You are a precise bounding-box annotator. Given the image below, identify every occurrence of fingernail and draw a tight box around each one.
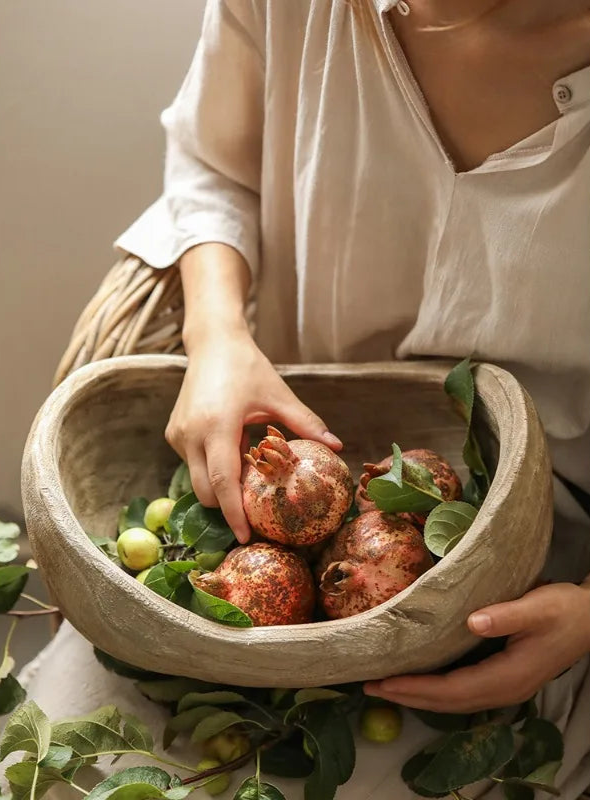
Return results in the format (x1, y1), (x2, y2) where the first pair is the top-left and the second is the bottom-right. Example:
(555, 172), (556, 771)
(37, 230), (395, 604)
(363, 683), (379, 696)
(323, 432), (343, 449)
(469, 612), (492, 634)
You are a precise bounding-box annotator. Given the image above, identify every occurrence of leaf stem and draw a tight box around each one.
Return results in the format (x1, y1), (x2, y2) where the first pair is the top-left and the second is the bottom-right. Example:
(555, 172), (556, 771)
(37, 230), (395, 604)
(20, 593), (55, 610)
(8, 607), (60, 618)
(77, 749), (197, 774)
(30, 762), (39, 801)
(66, 779), (90, 795)
(3, 617), (18, 663)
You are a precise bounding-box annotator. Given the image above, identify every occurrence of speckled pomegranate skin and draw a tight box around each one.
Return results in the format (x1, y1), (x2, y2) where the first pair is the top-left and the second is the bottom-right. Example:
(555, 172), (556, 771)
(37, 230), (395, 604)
(355, 448), (462, 526)
(317, 510), (434, 619)
(243, 429), (354, 547)
(191, 543), (315, 626)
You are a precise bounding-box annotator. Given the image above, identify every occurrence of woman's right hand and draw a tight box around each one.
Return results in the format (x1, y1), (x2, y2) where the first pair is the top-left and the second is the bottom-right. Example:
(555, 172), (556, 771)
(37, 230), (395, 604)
(165, 327), (343, 544)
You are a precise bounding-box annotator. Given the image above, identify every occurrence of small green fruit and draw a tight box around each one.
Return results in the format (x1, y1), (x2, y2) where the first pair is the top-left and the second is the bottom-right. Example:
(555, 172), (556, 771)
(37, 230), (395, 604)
(202, 730), (250, 763)
(144, 497), (175, 534)
(116, 528), (162, 571)
(135, 568), (152, 584)
(195, 759), (230, 797)
(360, 706), (403, 743)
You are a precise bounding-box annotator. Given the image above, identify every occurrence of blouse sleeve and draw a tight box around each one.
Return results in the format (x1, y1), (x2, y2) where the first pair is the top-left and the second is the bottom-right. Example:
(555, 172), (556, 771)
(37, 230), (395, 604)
(115, 0), (265, 278)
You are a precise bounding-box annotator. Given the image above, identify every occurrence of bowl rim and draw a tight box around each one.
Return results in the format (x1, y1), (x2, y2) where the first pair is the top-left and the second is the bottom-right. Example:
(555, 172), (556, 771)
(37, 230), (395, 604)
(24, 354), (530, 647)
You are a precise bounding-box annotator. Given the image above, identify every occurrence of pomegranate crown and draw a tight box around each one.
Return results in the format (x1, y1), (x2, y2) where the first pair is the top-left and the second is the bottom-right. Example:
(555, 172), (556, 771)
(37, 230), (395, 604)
(244, 426), (297, 476)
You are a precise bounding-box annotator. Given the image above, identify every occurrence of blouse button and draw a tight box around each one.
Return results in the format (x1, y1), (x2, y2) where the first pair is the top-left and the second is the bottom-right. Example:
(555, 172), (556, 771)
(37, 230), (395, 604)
(553, 84), (573, 105)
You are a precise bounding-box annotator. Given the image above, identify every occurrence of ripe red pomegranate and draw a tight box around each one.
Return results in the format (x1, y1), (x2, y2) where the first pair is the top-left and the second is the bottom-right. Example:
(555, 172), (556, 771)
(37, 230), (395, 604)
(190, 542), (315, 626)
(317, 510), (434, 619)
(355, 448), (462, 526)
(242, 426), (354, 547)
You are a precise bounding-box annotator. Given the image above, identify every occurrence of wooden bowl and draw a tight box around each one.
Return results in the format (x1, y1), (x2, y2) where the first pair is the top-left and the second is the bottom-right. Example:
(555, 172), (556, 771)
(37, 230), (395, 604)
(22, 355), (552, 687)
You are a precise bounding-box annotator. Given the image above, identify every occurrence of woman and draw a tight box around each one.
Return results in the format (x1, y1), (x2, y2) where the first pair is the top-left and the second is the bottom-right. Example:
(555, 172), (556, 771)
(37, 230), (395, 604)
(20, 0), (590, 797)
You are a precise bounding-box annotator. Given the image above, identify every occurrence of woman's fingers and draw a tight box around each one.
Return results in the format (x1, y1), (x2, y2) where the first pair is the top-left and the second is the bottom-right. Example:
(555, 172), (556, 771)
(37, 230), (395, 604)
(203, 424), (251, 544)
(468, 592), (552, 638)
(272, 388), (342, 450)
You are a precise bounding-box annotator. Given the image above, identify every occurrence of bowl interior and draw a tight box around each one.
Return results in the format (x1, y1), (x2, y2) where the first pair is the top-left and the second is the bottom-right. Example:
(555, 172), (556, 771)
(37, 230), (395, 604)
(57, 362), (498, 541)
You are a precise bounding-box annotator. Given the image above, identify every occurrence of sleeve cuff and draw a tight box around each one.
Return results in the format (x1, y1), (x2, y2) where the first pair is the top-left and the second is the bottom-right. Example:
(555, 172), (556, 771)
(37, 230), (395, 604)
(114, 195), (260, 279)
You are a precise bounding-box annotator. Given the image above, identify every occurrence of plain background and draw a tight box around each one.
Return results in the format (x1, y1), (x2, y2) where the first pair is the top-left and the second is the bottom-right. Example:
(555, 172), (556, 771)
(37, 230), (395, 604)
(0, 0), (206, 520)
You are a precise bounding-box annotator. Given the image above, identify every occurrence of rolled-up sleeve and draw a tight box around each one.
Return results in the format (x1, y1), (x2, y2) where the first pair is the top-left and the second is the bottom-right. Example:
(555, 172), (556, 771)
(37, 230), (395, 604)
(115, 0), (265, 277)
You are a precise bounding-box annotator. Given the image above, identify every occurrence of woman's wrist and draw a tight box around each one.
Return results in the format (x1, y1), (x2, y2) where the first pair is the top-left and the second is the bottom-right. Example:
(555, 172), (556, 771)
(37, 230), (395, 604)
(182, 313), (251, 355)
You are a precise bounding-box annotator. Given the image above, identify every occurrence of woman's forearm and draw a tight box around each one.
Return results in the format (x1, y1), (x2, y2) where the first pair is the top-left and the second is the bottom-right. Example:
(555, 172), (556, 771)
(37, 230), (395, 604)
(179, 243), (252, 353)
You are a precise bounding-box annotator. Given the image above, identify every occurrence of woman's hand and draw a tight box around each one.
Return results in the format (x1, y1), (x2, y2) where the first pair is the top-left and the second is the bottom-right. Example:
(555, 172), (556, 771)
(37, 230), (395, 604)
(364, 582), (590, 713)
(165, 326), (342, 544)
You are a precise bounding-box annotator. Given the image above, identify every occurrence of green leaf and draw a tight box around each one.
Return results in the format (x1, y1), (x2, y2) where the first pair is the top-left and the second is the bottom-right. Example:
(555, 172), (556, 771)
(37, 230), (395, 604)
(299, 703), (355, 800)
(136, 677), (212, 704)
(166, 706), (221, 741)
(88, 534), (121, 564)
(260, 737), (313, 779)
(50, 706), (130, 758)
(0, 673), (26, 715)
(93, 648), (158, 681)
(168, 463), (193, 502)
(294, 688), (345, 705)
(177, 691), (247, 712)
(524, 759), (562, 786)
(39, 744), (73, 770)
(104, 782), (189, 799)
(190, 710), (246, 743)
(189, 585), (253, 628)
(503, 718), (563, 781)
(411, 724), (515, 795)
(167, 493), (198, 544)
(4, 761), (65, 800)
(234, 776), (286, 799)
(144, 563), (177, 600)
(444, 358), (474, 422)
(163, 561), (202, 580)
(122, 713), (153, 752)
(125, 497), (150, 530)
(0, 700), (51, 761)
(502, 762), (562, 800)
(401, 752), (447, 798)
(0, 521), (20, 563)
(0, 565), (30, 613)
(367, 443), (442, 514)
(285, 689), (346, 722)
(85, 767), (172, 799)
(423, 501), (478, 557)
(444, 359), (490, 502)
(193, 552), (227, 572)
(182, 504), (236, 552)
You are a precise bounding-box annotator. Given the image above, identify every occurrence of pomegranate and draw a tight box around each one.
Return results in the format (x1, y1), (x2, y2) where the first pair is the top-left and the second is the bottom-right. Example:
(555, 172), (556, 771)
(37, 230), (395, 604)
(190, 542), (315, 626)
(317, 510), (434, 619)
(242, 426), (354, 546)
(355, 448), (462, 526)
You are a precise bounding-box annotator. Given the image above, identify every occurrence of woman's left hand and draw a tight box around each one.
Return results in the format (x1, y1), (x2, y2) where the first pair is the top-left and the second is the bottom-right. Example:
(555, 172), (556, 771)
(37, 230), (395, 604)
(364, 582), (590, 713)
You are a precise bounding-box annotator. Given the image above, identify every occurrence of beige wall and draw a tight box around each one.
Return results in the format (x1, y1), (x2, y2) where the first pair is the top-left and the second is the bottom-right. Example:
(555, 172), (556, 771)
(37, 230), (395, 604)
(0, 0), (206, 514)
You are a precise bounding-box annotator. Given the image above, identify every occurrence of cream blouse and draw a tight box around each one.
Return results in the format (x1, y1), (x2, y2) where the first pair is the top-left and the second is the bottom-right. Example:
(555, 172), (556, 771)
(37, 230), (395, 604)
(117, 0), (590, 495)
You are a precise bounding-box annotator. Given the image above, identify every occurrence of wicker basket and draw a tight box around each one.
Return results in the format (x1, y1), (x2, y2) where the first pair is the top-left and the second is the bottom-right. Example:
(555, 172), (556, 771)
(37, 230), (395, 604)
(54, 255), (185, 386)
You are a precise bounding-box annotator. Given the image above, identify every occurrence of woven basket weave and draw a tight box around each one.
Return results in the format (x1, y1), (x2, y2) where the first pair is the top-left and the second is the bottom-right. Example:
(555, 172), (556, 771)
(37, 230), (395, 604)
(54, 256), (184, 386)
